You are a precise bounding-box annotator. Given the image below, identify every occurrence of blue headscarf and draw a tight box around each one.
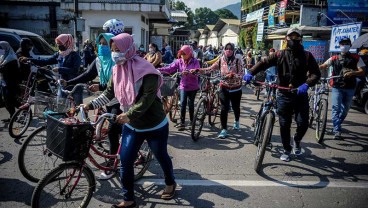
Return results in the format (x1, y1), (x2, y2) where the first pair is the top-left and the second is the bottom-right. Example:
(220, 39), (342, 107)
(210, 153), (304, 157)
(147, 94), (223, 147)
(96, 33), (115, 85)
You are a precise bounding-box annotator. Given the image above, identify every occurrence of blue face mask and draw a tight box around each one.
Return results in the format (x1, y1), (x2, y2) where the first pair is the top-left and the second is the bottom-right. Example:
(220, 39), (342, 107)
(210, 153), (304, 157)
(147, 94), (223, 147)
(98, 45), (110, 56)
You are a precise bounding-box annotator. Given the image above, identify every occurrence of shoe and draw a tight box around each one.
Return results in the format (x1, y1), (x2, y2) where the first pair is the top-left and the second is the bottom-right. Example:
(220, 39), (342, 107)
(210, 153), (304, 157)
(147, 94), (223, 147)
(98, 171), (115, 180)
(280, 150), (291, 162)
(217, 129), (228, 139)
(177, 123), (185, 131)
(233, 121), (240, 130)
(293, 137), (302, 156)
(111, 201), (136, 208)
(333, 132), (341, 139)
(161, 183), (177, 200)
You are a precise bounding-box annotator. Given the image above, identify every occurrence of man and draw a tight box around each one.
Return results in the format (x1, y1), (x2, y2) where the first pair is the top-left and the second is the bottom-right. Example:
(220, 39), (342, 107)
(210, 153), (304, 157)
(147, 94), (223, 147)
(244, 27), (321, 162)
(319, 37), (365, 139)
(191, 40), (204, 66)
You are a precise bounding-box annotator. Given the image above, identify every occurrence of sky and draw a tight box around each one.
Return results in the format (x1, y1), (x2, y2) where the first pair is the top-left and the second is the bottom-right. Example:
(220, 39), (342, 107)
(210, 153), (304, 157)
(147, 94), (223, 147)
(184, 0), (241, 12)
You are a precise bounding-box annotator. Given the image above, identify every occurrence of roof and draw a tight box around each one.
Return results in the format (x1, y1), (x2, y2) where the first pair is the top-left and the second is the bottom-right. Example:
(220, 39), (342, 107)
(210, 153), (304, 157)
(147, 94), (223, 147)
(205, 25), (215, 31)
(171, 10), (188, 18)
(0, 28), (40, 37)
(212, 18), (240, 32)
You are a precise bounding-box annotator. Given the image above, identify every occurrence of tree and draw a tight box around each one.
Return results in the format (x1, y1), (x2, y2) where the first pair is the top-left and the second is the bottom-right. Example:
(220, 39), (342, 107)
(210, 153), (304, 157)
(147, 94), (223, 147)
(172, 1), (194, 28)
(194, 7), (219, 29)
(215, 9), (238, 19)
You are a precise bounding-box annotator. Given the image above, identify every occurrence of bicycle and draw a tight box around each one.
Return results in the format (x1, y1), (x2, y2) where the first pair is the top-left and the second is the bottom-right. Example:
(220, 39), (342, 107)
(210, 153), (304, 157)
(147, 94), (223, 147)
(160, 71), (181, 123)
(252, 79), (297, 173)
(31, 108), (152, 208)
(8, 62), (57, 138)
(308, 75), (341, 144)
(191, 73), (221, 141)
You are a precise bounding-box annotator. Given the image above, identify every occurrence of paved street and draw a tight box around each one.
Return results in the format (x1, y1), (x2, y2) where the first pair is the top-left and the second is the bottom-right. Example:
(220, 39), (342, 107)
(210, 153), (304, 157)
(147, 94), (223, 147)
(1, 87), (368, 208)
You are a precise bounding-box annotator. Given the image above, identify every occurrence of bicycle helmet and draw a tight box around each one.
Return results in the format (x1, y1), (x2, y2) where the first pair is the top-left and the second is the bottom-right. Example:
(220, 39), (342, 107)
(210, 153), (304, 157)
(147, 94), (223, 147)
(103, 19), (125, 36)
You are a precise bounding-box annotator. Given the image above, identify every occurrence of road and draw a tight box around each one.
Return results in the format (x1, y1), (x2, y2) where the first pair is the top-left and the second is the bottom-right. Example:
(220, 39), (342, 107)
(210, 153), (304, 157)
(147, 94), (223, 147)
(0, 87), (368, 208)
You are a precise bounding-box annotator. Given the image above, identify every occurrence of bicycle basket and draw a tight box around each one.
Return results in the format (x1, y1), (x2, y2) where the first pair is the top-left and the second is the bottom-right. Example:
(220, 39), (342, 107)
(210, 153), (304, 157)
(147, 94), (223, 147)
(161, 76), (177, 96)
(46, 113), (94, 161)
(34, 91), (57, 118)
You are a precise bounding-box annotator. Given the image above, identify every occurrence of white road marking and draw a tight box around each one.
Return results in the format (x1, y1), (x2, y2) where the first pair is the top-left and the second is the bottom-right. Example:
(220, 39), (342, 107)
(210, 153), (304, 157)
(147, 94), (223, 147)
(136, 179), (368, 188)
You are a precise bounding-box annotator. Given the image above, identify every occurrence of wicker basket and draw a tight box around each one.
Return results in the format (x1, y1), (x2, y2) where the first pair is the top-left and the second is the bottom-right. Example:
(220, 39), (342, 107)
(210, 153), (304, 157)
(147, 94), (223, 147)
(161, 76), (177, 96)
(34, 91), (56, 118)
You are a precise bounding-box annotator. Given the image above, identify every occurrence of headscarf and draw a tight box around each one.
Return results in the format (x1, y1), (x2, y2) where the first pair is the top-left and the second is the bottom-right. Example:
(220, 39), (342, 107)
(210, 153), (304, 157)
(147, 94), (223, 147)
(17, 38), (33, 57)
(55, 34), (74, 57)
(110, 33), (162, 107)
(224, 42), (235, 62)
(178, 45), (193, 63)
(96, 33), (115, 85)
(0, 41), (17, 66)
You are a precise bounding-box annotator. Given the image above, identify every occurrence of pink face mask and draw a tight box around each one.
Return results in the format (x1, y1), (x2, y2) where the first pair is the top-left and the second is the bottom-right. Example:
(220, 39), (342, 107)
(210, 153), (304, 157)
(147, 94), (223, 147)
(224, 49), (233, 57)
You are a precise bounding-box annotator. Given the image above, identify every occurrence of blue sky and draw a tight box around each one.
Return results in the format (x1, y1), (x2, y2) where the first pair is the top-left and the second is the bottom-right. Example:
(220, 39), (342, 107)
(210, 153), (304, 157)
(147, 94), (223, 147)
(184, 0), (240, 11)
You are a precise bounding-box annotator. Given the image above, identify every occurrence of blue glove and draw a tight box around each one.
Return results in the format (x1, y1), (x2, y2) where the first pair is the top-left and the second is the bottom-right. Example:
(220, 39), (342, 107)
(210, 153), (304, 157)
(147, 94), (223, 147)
(243, 74), (253, 84)
(297, 83), (309, 95)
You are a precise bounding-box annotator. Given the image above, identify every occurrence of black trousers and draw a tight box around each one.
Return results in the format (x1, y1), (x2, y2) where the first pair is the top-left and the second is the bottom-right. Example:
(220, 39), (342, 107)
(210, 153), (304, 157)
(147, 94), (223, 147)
(219, 88), (242, 129)
(106, 103), (123, 157)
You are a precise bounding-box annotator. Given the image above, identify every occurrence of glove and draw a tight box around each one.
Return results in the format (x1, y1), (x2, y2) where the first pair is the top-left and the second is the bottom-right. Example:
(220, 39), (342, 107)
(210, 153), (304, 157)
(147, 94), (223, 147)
(243, 74), (253, 84)
(297, 83), (309, 95)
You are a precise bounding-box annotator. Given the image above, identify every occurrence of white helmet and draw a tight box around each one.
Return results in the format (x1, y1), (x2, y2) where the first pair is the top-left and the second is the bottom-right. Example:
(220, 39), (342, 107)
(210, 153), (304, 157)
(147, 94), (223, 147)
(103, 19), (125, 36)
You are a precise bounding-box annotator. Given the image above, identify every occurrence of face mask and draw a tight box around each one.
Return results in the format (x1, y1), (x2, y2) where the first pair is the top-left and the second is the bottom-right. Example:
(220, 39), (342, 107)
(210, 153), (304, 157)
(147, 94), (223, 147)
(149, 48), (155, 53)
(139, 47), (144, 51)
(287, 39), (301, 50)
(0, 49), (5, 55)
(340, 45), (351, 53)
(58, 45), (67, 51)
(98, 45), (110, 56)
(224, 49), (233, 57)
(111, 52), (127, 65)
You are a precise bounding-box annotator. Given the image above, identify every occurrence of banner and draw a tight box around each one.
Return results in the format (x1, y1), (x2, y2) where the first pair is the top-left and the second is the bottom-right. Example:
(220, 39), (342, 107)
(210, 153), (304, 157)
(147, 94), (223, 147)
(246, 8), (264, 23)
(303, 41), (328, 62)
(256, 22), (264, 42)
(327, 0), (368, 27)
(268, 4), (276, 28)
(278, 0), (288, 26)
(329, 22), (362, 52)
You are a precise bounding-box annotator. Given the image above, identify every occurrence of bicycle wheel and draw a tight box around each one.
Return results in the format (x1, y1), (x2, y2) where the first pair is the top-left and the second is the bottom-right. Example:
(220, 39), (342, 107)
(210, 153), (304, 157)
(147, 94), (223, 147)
(31, 162), (95, 208)
(18, 126), (62, 183)
(134, 141), (153, 180)
(93, 117), (110, 154)
(168, 90), (180, 123)
(254, 111), (275, 173)
(308, 94), (315, 127)
(9, 107), (32, 138)
(256, 88), (261, 100)
(315, 98), (328, 144)
(191, 97), (207, 141)
(252, 103), (264, 146)
(208, 92), (220, 126)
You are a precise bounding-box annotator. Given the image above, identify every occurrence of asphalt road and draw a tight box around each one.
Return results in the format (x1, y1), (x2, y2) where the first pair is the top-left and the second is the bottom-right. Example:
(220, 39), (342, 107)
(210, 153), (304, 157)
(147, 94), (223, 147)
(0, 87), (367, 208)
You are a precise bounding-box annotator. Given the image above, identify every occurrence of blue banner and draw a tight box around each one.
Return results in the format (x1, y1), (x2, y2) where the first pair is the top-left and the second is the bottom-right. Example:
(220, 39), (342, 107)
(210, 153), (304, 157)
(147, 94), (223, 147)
(327, 0), (368, 27)
(303, 41), (328, 62)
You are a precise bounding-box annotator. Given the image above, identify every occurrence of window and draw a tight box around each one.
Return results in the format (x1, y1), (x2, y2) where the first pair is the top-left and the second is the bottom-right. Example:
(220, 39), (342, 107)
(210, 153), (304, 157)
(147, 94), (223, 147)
(141, 15), (146, 23)
(141, 28), (145, 46)
(124, 27), (133, 35)
(0, 34), (20, 51)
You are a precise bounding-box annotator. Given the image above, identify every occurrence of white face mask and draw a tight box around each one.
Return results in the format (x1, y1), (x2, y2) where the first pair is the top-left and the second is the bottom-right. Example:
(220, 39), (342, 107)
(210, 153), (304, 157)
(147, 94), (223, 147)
(340, 45), (351, 53)
(111, 52), (127, 65)
(0, 49), (5, 56)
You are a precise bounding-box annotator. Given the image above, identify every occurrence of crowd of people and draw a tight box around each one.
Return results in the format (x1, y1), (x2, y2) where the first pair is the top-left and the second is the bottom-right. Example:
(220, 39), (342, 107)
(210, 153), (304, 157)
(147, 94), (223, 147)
(1, 20), (367, 207)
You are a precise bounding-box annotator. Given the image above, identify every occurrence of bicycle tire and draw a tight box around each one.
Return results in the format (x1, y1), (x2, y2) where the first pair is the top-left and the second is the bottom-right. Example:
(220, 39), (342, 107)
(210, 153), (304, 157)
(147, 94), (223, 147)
(253, 103), (264, 146)
(208, 92), (220, 126)
(31, 162), (95, 208)
(134, 141), (153, 180)
(18, 126), (62, 183)
(308, 94), (315, 127)
(254, 111), (275, 173)
(191, 97), (207, 141)
(256, 88), (261, 100)
(9, 107), (32, 138)
(93, 117), (111, 154)
(316, 98), (328, 144)
(169, 90), (180, 123)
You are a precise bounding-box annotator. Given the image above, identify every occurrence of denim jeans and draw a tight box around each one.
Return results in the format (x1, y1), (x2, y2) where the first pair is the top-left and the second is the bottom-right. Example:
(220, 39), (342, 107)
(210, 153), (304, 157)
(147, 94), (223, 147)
(277, 92), (309, 152)
(180, 89), (197, 124)
(331, 87), (355, 133)
(119, 122), (175, 201)
(219, 88), (242, 129)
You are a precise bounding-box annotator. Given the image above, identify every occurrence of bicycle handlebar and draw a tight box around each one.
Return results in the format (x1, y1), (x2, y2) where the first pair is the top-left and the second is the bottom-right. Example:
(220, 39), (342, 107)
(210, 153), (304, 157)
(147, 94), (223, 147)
(77, 106), (116, 125)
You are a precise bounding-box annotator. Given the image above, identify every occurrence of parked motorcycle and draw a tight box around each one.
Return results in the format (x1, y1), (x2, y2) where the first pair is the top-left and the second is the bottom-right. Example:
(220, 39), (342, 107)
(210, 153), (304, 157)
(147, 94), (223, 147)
(354, 76), (368, 114)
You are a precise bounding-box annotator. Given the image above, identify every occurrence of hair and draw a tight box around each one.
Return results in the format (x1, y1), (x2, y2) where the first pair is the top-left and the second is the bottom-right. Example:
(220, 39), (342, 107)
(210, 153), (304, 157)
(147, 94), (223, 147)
(149, 43), (158, 51)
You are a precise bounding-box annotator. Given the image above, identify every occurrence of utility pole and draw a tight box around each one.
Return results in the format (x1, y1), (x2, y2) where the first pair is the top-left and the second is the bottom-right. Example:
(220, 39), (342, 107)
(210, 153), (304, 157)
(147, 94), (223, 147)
(74, 0), (79, 51)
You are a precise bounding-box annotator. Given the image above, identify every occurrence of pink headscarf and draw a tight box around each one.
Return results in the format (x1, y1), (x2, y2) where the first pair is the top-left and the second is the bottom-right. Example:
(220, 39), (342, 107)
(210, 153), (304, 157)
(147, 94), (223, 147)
(178, 45), (193, 58)
(55, 34), (74, 57)
(110, 33), (162, 107)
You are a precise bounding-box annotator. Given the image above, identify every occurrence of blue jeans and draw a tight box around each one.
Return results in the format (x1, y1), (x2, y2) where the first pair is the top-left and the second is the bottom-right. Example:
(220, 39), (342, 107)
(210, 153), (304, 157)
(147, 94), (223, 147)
(277, 92), (309, 152)
(331, 87), (355, 133)
(180, 89), (197, 124)
(119, 123), (175, 201)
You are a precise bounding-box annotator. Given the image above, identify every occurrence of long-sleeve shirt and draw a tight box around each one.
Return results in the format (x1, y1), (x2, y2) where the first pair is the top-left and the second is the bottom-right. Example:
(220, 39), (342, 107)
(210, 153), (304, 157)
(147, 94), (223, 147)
(249, 49), (321, 88)
(144, 51), (162, 68)
(87, 74), (166, 130)
(158, 58), (200, 91)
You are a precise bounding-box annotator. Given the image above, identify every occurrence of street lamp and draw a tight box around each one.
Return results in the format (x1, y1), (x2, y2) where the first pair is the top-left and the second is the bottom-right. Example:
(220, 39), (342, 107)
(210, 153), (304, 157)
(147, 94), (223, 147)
(74, 0), (79, 51)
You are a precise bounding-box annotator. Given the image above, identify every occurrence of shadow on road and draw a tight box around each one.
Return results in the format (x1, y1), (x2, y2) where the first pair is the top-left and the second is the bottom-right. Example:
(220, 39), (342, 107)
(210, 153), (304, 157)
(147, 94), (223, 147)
(0, 178), (34, 205)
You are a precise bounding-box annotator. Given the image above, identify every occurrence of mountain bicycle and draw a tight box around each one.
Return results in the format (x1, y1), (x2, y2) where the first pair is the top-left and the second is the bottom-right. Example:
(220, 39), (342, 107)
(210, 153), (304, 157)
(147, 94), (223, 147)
(161, 71), (181, 123)
(31, 108), (152, 208)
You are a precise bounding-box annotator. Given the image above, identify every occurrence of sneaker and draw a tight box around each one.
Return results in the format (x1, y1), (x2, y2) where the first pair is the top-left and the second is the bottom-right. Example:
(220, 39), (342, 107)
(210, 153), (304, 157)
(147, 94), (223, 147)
(333, 132), (341, 139)
(233, 121), (240, 130)
(177, 123), (185, 131)
(218, 129), (228, 139)
(280, 150), (291, 162)
(293, 137), (302, 156)
(98, 171), (115, 180)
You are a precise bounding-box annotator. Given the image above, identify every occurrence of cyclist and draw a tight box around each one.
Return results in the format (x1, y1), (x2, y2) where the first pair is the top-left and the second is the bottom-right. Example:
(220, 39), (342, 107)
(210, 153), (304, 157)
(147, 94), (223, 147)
(82, 39), (96, 68)
(81, 33), (176, 207)
(194, 42), (244, 139)
(244, 27), (321, 161)
(0, 41), (20, 121)
(144, 43), (162, 67)
(19, 34), (83, 105)
(191, 41), (204, 66)
(319, 37), (366, 139)
(158, 45), (200, 131)
(16, 38), (34, 82)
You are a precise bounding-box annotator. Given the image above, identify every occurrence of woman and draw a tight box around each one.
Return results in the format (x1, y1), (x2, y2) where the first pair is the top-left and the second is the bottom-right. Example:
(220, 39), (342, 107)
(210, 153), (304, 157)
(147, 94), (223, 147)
(65, 33), (121, 180)
(0, 41), (20, 121)
(162, 45), (174, 64)
(158, 45), (200, 130)
(82, 33), (176, 208)
(19, 34), (82, 105)
(16, 38), (33, 82)
(144, 43), (162, 67)
(193, 43), (243, 139)
(82, 39), (96, 68)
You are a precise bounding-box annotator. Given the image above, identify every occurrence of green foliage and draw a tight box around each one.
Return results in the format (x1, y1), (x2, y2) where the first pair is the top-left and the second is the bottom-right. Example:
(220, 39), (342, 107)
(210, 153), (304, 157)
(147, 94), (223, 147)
(251, 23), (265, 50)
(194, 7), (219, 29)
(214, 9), (238, 20)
